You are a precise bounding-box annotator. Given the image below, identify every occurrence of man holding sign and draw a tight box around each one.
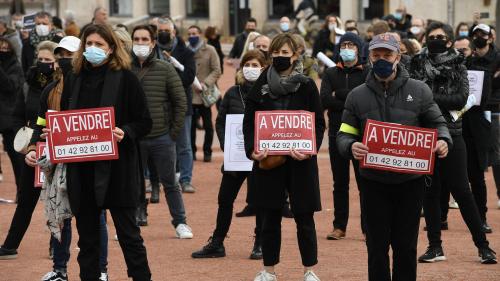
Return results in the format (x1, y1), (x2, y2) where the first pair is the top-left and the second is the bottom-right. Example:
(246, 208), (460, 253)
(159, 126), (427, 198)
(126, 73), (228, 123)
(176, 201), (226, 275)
(337, 33), (451, 281)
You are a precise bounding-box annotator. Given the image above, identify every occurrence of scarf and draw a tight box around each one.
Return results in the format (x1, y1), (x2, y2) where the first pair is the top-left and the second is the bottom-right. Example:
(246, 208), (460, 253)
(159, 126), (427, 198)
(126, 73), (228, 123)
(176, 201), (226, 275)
(262, 61), (309, 100)
(187, 40), (204, 53)
(28, 28), (62, 47)
(38, 157), (71, 242)
(158, 36), (178, 54)
(418, 47), (463, 83)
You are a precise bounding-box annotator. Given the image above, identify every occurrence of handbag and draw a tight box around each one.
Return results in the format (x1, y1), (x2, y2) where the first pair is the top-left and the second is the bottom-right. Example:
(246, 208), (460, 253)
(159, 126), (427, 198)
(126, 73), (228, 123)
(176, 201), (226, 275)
(14, 126), (34, 154)
(200, 84), (221, 108)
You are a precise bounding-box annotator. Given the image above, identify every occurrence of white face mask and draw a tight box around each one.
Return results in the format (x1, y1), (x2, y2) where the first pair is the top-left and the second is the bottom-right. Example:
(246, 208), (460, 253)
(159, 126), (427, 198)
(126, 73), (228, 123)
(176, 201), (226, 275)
(133, 44), (151, 59)
(410, 26), (421, 35)
(35, 24), (50, 36)
(328, 23), (337, 31)
(242, 66), (261, 82)
(248, 42), (255, 51)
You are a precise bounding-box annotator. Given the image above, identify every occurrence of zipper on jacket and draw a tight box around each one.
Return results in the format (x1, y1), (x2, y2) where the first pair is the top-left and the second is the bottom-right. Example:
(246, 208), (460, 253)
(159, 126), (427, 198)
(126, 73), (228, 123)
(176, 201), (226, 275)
(345, 73), (350, 91)
(383, 90), (389, 122)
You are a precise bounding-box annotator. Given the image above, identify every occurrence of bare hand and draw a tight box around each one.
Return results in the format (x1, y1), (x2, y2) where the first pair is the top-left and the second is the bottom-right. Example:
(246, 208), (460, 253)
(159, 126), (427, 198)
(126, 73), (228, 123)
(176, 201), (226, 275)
(162, 50), (171, 59)
(434, 140), (448, 158)
(25, 151), (37, 167)
(40, 128), (50, 140)
(494, 70), (500, 78)
(472, 12), (480, 22)
(351, 142), (369, 160)
(113, 127), (125, 142)
(251, 149), (268, 161)
(290, 148), (311, 161)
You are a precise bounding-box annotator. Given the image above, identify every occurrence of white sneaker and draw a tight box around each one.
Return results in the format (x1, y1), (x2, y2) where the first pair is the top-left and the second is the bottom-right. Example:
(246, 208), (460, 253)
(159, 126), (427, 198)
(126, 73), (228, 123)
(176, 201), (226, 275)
(175, 223), (193, 239)
(99, 272), (108, 281)
(254, 270), (278, 281)
(449, 200), (459, 209)
(304, 270), (321, 281)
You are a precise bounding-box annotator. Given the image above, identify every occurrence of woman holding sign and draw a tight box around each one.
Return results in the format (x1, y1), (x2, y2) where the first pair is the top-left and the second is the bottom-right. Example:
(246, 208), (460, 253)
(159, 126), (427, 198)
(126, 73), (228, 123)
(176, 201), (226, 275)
(58, 24), (153, 281)
(243, 33), (325, 281)
(192, 50), (267, 260)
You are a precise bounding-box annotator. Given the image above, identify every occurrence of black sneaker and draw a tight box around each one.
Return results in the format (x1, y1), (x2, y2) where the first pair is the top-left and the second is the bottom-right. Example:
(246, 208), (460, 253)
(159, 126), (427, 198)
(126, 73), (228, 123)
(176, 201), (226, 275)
(479, 247), (497, 264)
(0, 246), (17, 260)
(482, 223), (493, 234)
(249, 240), (262, 260)
(191, 237), (226, 258)
(41, 271), (68, 281)
(235, 205), (256, 217)
(418, 247), (447, 263)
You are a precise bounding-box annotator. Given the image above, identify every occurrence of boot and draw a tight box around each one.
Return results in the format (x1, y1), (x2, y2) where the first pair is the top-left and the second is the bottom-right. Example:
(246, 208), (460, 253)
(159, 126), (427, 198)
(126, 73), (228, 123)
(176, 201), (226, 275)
(136, 200), (148, 226)
(150, 182), (160, 203)
(249, 237), (262, 260)
(191, 236), (226, 258)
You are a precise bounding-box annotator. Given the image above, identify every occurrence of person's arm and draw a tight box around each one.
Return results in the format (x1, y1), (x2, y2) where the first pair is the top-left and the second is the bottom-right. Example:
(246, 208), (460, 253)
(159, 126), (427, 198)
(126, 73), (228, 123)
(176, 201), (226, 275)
(215, 89), (231, 151)
(319, 69), (344, 111)
(120, 72), (152, 143)
(203, 48), (222, 87)
(308, 79), (325, 150)
(229, 35), (240, 59)
(29, 83), (53, 146)
(336, 92), (362, 159)
(175, 50), (196, 88)
(433, 65), (469, 110)
(11, 88), (26, 132)
(0, 62), (23, 100)
(419, 82), (453, 147)
(165, 64), (187, 139)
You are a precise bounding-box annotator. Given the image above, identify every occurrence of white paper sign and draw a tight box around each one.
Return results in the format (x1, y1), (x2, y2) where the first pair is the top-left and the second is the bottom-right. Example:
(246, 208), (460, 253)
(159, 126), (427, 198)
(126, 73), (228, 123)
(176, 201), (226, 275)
(224, 114), (253, 171)
(467, 70), (484, 106)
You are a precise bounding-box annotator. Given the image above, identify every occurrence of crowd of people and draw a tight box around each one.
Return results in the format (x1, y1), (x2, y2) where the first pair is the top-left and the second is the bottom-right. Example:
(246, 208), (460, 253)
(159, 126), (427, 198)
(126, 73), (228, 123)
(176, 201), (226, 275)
(0, 3), (499, 281)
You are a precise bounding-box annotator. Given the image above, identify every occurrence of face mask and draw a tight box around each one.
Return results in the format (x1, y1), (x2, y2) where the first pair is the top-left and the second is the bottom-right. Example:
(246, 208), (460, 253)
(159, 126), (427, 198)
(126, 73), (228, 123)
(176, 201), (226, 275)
(37, 61), (55, 75)
(133, 44), (151, 59)
(328, 23), (336, 31)
(0, 51), (13, 61)
(259, 49), (269, 60)
(158, 31), (171, 45)
(242, 66), (261, 82)
(58, 58), (72, 74)
(188, 36), (200, 47)
(35, 24), (50, 36)
(280, 22), (290, 32)
(83, 46), (108, 65)
(246, 28), (256, 33)
(410, 26), (421, 35)
(340, 49), (357, 63)
(427, 39), (449, 54)
(248, 42), (255, 51)
(372, 59), (396, 79)
(459, 30), (469, 37)
(272, 56), (292, 72)
(394, 12), (403, 21)
(53, 35), (63, 43)
(473, 37), (488, 49)
(14, 20), (23, 29)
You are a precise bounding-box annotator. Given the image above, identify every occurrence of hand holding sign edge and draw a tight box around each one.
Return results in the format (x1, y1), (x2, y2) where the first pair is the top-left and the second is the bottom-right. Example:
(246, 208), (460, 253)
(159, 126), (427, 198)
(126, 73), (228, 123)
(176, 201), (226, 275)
(352, 141), (369, 160)
(434, 139), (448, 158)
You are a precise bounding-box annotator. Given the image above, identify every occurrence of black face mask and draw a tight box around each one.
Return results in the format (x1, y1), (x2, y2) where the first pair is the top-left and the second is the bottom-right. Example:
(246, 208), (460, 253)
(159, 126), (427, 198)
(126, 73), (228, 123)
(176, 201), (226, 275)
(37, 61), (55, 76)
(58, 58), (72, 75)
(427, 39), (448, 54)
(53, 35), (63, 43)
(158, 31), (171, 45)
(0, 51), (13, 62)
(259, 49), (269, 60)
(473, 37), (488, 49)
(272, 56), (292, 72)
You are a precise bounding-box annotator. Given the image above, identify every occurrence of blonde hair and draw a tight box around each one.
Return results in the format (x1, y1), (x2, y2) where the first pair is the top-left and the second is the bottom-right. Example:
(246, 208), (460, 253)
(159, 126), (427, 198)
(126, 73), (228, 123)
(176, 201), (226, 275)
(113, 28), (132, 53)
(73, 24), (131, 74)
(240, 31), (261, 60)
(37, 40), (58, 54)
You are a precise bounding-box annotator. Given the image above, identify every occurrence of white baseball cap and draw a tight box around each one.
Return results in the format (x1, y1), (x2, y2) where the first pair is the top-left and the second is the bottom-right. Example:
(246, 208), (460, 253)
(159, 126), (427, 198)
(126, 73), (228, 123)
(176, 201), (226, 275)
(472, 24), (491, 35)
(55, 36), (81, 53)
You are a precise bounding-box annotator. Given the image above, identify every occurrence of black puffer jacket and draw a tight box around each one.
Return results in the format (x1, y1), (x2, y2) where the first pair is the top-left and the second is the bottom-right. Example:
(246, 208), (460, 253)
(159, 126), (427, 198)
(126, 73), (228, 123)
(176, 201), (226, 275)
(409, 48), (469, 136)
(0, 53), (24, 130)
(337, 64), (452, 185)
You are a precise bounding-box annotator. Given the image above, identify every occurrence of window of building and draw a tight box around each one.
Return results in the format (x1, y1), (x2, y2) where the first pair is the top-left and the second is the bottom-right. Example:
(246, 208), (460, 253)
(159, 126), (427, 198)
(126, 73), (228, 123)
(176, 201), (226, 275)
(317, 0), (340, 18)
(361, 0), (385, 20)
(149, 0), (170, 16)
(109, 0), (132, 17)
(268, 0), (294, 19)
(186, 0), (209, 18)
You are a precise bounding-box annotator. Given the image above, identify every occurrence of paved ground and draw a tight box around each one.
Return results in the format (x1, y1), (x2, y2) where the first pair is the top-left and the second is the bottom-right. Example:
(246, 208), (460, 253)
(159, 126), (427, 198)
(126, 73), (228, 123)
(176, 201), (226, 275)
(1, 61), (500, 280)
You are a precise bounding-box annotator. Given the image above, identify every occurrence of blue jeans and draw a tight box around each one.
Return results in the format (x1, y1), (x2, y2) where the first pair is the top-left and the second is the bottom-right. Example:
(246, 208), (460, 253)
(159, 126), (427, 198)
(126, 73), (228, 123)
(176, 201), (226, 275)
(176, 116), (193, 185)
(141, 133), (187, 227)
(52, 211), (108, 272)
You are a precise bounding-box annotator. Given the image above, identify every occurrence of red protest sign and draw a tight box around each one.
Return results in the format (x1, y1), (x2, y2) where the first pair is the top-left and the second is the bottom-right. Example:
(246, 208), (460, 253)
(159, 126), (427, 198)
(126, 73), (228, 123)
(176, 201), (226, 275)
(46, 107), (119, 163)
(254, 110), (316, 155)
(34, 142), (46, 187)
(360, 119), (437, 174)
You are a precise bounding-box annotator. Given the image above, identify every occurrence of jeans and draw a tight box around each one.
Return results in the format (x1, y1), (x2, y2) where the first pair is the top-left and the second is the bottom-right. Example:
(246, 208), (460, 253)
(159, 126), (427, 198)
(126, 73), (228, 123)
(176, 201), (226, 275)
(191, 104), (214, 156)
(141, 133), (187, 227)
(176, 116), (193, 185)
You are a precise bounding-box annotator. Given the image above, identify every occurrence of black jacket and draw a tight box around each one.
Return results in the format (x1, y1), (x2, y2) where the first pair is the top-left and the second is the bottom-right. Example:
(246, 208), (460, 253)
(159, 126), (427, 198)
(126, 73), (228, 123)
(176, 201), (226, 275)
(208, 35), (225, 74)
(243, 68), (325, 213)
(409, 48), (469, 136)
(0, 54), (24, 130)
(229, 31), (248, 59)
(320, 63), (369, 135)
(337, 64), (452, 184)
(312, 29), (336, 59)
(394, 14), (412, 32)
(60, 67), (152, 214)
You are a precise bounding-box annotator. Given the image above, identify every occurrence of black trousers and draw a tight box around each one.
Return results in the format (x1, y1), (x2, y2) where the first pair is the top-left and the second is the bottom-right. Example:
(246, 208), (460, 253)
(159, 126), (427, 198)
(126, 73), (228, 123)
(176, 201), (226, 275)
(191, 104), (214, 156)
(328, 135), (365, 233)
(75, 186), (151, 281)
(493, 164), (500, 199)
(360, 176), (424, 281)
(1, 129), (24, 196)
(464, 136), (489, 222)
(423, 136), (489, 249)
(261, 209), (317, 267)
(2, 164), (41, 250)
(213, 171), (262, 241)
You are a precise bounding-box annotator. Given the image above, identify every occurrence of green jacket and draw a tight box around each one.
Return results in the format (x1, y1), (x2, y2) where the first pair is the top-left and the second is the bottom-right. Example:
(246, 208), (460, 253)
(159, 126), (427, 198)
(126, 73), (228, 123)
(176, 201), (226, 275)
(132, 54), (187, 139)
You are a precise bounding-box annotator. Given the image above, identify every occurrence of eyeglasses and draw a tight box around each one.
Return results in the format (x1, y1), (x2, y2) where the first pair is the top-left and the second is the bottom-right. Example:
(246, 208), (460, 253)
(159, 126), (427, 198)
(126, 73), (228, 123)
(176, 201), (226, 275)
(428, 35), (447, 41)
(340, 42), (356, 49)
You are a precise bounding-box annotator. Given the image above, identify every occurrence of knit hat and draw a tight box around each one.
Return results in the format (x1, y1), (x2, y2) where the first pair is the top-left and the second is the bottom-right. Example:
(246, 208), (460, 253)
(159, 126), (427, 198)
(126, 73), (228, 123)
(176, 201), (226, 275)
(339, 32), (363, 51)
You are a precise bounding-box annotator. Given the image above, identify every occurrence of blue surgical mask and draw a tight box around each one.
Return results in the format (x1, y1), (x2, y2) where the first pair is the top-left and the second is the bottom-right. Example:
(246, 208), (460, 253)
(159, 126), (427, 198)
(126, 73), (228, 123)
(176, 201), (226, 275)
(188, 36), (200, 47)
(83, 46), (108, 65)
(459, 30), (469, 37)
(372, 59), (396, 79)
(280, 22), (290, 32)
(339, 49), (357, 62)
(394, 12), (403, 21)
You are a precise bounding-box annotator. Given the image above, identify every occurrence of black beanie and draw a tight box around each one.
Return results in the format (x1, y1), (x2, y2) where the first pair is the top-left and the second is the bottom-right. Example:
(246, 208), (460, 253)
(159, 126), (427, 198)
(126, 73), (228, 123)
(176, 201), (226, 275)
(339, 32), (363, 51)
